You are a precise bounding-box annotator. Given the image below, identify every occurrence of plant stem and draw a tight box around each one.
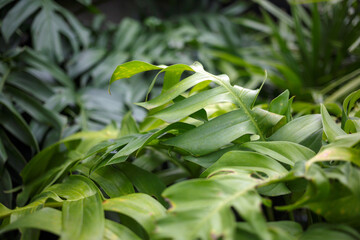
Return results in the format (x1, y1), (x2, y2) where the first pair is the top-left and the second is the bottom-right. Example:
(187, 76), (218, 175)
(266, 206), (275, 221)
(288, 210), (295, 221)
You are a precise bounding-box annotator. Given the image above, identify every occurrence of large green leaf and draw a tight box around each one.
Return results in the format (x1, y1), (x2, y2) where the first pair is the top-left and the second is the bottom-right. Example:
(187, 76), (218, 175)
(156, 174), (271, 240)
(103, 193), (166, 234)
(0, 208), (61, 235)
(268, 114), (322, 152)
(156, 150), (294, 240)
(164, 108), (282, 156)
(61, 194), (104, 240)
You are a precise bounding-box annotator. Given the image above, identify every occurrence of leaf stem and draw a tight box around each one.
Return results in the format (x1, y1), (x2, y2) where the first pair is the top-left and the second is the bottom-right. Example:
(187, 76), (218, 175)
(266, 206), (275, 221)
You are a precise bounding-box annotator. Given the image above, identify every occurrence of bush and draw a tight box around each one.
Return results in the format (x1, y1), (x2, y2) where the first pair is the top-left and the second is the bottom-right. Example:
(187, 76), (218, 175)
(1, 61), (359, 239)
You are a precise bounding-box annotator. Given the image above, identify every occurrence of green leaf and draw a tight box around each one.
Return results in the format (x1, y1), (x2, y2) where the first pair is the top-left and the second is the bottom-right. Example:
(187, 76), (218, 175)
(0, 169), (12, 209)
(31, 1), (84, 62)
(242, 141), (315, 166)
(278, 163), (360, 226)
(104, 220), (141, 240)
(109, 61), (163, 92)
(101, 122), (194, 167)
(0, 208), (61, 235)
(267, 221), (303, 240)
(268, 114), (323, 152)
(202, 151), (288, 178)
(0, 202), (11, 218)
(299, 224), (360, 240)
(118, 162), (167, 206)
(90, 166), (134, 198)
(156, 174), (271, 240)
(0, 137), (8, 167)
(1, 0), (41, 41)
(320, 104), (346, 142)
(184, 145), (240, 168)
(103, 193), (166, 234)
(120, 111), (139, 137)
(6, 86), (63, 130)
(269, 90), (290, 116)
(18, 129), (118, 205)
(23, 48), (75, 90)
(61, 194), (104, 240)
(115, 61), (282, 145)
(136, 72), (215, 110)
(307, 147), (360, 168)
(66, 48), (106, 78)
(164, 108), (282, 156)
(0, 96), (39, 152)
(254, 0), (294, 27)
(151, 86), (233, 123)
(57, 4), (90, 48)
(342, 89), (360, 130)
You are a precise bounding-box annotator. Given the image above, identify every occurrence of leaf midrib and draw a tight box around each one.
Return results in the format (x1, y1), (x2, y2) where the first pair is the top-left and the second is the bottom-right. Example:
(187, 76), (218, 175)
(185, 180), (257, 239)
(204, 72), (265, 140)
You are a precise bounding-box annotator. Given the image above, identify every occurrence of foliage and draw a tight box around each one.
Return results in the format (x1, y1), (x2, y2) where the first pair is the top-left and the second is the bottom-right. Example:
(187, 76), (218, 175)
(213, 0), (360, 101)
(0, 0), (232, 202)
(1, 61), (359, 239)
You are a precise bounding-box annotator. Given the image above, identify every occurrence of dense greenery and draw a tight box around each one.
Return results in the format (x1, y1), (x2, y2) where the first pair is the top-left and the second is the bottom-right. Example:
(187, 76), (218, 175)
(0, 61), (359, 239)
(0, 0), (360, 239)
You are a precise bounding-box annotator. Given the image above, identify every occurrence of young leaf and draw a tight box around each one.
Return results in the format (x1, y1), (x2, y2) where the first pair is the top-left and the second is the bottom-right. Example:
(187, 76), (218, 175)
(269, 90), (290, 116)
(109, 61), (163, 93)
(320, 104), (346, 142)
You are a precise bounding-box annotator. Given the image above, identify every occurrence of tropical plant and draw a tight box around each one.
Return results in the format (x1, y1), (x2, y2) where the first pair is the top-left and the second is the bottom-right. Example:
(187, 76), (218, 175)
(1, 61), (359, 239)
(213, 0), (360, 101)
(1, 0), (235, 206)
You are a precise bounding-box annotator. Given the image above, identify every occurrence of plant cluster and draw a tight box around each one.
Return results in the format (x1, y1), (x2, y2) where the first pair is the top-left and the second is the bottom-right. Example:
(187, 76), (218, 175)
(213, 0), (360, 101)
(0, 0), (244, 202)
(1, 61), (359, 239)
